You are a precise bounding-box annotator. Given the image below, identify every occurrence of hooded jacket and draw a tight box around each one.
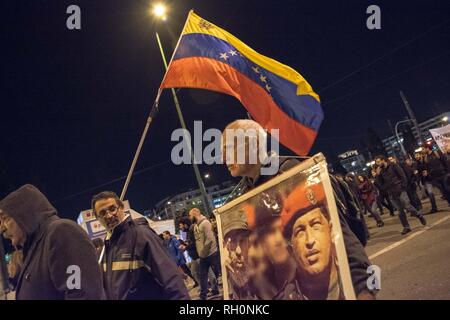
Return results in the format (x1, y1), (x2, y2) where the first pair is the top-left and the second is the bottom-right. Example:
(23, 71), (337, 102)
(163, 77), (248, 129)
(0, 184), (105, 300)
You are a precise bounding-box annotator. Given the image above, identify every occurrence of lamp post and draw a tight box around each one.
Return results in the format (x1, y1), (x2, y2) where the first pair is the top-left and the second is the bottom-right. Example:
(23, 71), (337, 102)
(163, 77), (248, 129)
(394, 119), (413, 156)
(151, 5), (213, 216)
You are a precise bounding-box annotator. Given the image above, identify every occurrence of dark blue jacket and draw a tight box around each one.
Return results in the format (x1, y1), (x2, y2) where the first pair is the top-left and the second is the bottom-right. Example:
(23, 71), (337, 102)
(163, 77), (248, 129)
(102, 216), (189, 300)
(164, 235), (186, 267)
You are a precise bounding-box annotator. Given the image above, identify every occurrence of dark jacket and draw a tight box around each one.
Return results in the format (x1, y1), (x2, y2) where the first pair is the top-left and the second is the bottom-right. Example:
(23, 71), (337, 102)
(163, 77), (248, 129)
(186, 224), (199, 260)
(416, 159), (431, 183)
(376, 163), (407, 196)
(401, 162), (420, 187)
(102, 216), (189, 300)
(0, 184), (105, 300)
(243, 157), (372, 297)
(423, 151), (448, 180)
(164, 235), (186, 267)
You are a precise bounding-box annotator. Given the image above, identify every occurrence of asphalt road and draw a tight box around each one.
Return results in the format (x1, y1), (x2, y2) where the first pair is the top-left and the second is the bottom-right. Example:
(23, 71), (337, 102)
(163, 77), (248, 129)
(365, 197), (450, 300)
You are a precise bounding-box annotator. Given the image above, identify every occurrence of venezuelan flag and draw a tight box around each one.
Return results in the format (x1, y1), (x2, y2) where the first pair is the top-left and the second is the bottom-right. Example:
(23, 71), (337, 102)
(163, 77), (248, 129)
(160, 11), (323, 155)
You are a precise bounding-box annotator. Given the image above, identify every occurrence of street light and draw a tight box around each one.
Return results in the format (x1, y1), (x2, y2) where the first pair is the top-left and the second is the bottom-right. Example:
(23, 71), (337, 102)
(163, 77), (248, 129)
(442, 116), (448, 122)
(152, 3), (167, 20)
(204, 173), (210, 179)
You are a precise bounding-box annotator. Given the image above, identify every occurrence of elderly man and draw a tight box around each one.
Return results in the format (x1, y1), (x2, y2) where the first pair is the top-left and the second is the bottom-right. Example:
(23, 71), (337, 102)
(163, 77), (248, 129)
(221, 119), (375, 299)
(280, 182), (344, 300)
(0, 184), (105, 300)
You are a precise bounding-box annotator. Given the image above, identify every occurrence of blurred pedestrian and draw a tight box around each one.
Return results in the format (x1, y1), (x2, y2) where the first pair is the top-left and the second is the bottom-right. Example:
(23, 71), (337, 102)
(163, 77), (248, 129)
(421, 147), (450, 207)
(372, 166), (395, 216)
(401, 157), (423, 211)
(357, 175), (384, 227)
(375, 156), (427, 235)
(188, 208), (221, 300)
(162, 230), (199, 288)
(179, 218), (200, 287)
(0, 184), (105, 299)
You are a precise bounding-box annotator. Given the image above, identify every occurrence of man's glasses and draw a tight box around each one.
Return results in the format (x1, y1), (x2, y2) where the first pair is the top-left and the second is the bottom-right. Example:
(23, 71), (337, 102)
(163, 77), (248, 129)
(96, 205), (119, 218)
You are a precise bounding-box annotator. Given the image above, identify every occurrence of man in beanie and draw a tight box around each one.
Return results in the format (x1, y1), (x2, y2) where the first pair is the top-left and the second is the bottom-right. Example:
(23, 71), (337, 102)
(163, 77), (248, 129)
(279, 182), (344, 300)
(0, 184), (105, 299)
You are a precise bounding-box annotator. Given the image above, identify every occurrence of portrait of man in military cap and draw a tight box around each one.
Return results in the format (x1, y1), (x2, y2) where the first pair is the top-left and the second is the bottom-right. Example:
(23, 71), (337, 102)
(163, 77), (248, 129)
(220, 208), (253, 299)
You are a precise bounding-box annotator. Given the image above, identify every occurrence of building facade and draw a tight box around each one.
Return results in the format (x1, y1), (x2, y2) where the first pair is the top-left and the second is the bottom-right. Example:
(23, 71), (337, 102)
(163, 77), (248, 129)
(151, 180), (242, 220)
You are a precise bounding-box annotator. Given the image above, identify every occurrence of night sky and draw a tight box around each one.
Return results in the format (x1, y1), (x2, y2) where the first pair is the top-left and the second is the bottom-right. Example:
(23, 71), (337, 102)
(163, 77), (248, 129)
(1, 0), (449, 220)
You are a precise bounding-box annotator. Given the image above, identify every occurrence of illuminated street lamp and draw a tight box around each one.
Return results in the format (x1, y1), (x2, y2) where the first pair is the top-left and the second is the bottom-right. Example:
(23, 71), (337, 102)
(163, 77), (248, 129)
(152, 3), (167, 21)
(442, 116), (448, 122)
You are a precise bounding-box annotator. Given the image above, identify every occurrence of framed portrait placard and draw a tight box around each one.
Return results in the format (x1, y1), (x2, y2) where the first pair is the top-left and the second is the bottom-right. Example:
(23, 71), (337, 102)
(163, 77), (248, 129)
(215, 153), (356, 300)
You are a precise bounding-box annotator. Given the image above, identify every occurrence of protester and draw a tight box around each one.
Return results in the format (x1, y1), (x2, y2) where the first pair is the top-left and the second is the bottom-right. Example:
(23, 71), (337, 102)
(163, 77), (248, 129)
(188, 208), (221, 300)
(0, 184), (105, 299)
(374, 155), (427, 235)
(356, 175), (384, 227)
(415, 152), (439, 212)
(221, 119), (376, 299)
(421, 147), (450, 207)
(401, 157), (423, 211)
(162, 230), (199, 288)
(344, 174), (361, 200)
(372, 166), (396, 216)
(92, 191), (189, 300)
(179, 218), (200, 287)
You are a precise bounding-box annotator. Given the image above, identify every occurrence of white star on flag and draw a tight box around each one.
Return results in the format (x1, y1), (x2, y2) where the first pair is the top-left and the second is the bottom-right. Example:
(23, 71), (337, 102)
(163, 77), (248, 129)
(252, 66), (260, 74)
(219, 52), (229, 60)
(229, 50), (237, 56)
(265, 84), (272, 92)
(259, 75), (267, 83)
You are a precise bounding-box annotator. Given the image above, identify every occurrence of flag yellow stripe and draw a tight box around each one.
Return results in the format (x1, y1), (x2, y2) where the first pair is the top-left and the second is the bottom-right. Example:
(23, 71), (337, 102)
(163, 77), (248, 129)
(183, 12), (320, 102)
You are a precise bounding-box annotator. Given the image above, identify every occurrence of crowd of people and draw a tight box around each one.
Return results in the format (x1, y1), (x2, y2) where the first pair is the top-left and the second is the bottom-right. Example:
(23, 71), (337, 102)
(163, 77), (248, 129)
(343, 146), (450, 235)
(1, 118), (449, 300)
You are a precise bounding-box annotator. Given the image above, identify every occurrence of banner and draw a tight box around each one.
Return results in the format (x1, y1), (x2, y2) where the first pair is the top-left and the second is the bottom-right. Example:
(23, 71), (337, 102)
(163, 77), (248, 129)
(429, 124), (450, 153)
(215, 153), (355, 300)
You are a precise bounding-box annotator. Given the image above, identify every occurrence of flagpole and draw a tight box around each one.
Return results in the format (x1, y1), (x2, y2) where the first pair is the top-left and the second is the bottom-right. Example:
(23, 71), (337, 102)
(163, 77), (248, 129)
(120, 10), (212, 215)
(155, 13), (213, 216)
(120, 91), (161, 201)
(119, 11), (194, 201)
